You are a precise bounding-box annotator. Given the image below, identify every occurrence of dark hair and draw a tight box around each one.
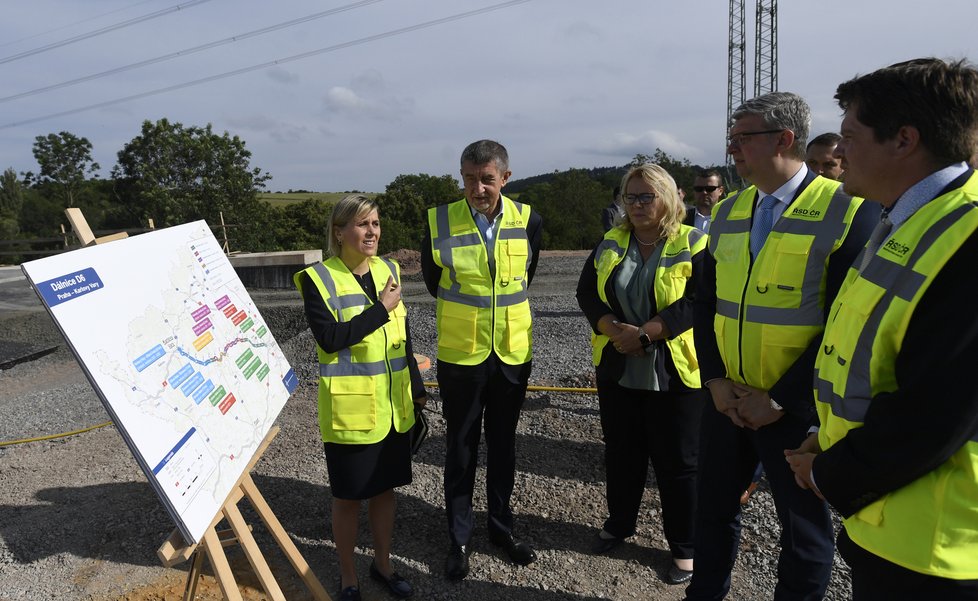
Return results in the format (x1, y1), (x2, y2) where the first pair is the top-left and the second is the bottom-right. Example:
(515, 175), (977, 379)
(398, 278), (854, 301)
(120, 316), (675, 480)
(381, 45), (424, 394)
(835, 58), (978, 166)
(612, 185), (621, 200)
(696, 168), (724, 182)
(806, 132), (842, 150)
(460, 139), (509, 172)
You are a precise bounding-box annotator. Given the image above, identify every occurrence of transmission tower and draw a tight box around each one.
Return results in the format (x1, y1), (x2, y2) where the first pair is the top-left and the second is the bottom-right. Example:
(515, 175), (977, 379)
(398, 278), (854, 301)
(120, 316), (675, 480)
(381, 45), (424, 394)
(725, 0), (777, 176)
(754, 0), (778, 96)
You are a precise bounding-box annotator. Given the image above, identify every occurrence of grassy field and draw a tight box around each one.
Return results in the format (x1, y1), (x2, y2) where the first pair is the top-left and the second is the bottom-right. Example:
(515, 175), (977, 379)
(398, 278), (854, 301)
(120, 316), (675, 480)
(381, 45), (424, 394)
(258, 191), (378, 206)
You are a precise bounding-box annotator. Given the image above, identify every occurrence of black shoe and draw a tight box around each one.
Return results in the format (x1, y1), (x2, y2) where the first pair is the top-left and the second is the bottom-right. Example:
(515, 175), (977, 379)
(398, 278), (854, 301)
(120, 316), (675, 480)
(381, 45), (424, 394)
(666, 563), (693, 585)
(370, 562), (413, 598)
(337, 584), (362, 601)
(445, 544), (470, 581)
(590, 531), (624, 555)
(488, 531), (537, 566)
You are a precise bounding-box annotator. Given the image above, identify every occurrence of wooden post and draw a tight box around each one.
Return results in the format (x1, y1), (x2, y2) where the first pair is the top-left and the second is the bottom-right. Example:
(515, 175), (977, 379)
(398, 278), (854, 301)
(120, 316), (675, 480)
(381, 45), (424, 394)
(219, 211), (230, 255)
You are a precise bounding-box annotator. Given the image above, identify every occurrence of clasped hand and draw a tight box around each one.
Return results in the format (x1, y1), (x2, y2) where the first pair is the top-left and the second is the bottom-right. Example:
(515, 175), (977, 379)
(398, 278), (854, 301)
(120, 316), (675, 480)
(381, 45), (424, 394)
(607, 320), (645, 357)
(706, 379), (784, 430)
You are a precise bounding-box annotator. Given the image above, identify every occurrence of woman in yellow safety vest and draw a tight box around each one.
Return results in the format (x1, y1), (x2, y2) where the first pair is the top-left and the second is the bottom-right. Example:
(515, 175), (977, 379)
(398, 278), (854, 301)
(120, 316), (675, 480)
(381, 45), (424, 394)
(294, 195), (427, 601)
(576, 163), (710, 585)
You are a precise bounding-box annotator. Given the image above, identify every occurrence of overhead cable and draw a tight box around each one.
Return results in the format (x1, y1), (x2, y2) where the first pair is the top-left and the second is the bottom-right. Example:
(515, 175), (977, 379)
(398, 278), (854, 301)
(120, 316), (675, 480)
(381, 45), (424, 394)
(0, 0), (387, 104)
(0, 0), (214, 65)
(0, 0), (533, 130)
(0, 0), (158, 49)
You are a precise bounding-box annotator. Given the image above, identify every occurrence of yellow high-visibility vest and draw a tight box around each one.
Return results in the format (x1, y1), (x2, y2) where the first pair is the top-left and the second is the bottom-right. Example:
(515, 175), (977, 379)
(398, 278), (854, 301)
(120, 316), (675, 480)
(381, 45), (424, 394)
(591, 224), (706, 388)
(294, 256), (414, 444)
(428, 197), (533, 365)
(816, 173), (978, 578)
(709, 177), (863, 387)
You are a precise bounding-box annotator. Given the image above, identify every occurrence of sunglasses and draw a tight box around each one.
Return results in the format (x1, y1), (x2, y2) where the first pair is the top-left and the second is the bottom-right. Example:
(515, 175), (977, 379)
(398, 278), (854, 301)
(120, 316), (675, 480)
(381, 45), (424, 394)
(693, 186), (719, 193)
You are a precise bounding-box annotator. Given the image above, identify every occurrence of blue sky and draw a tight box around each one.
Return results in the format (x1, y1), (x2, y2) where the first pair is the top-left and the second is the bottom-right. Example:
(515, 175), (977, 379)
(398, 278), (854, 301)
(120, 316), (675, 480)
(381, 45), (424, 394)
(1, 0), (975, 192)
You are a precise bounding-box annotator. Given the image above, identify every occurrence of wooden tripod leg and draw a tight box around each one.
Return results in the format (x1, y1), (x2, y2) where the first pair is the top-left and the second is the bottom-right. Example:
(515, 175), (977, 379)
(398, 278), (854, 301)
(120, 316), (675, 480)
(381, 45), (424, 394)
(183, 551), (205, 601)
(223, 499), (286, 601)
(201, 526), (245, 601)
(241, 474), (332, 601)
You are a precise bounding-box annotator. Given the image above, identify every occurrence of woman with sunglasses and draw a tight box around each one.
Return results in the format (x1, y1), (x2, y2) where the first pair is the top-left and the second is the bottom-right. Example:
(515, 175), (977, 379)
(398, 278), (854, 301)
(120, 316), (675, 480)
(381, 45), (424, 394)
(576, 163), (710, 585)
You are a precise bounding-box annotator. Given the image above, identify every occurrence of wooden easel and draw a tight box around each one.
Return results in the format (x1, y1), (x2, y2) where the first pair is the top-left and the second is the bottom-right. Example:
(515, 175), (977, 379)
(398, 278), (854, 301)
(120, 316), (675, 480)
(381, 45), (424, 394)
(157, 427), (332, 601)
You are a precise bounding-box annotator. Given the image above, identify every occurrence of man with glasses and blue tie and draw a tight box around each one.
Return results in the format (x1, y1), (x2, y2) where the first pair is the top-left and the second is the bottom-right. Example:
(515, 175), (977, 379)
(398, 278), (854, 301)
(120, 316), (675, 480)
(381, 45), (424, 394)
(684, 92), (875, 601)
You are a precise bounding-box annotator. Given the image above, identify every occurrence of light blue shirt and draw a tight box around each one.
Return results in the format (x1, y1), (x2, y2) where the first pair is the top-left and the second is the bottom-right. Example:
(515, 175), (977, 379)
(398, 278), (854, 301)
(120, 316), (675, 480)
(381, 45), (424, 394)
(756, 164), (809, 217)
(884, 161), (970, 235)
(471, 200), (504, 277)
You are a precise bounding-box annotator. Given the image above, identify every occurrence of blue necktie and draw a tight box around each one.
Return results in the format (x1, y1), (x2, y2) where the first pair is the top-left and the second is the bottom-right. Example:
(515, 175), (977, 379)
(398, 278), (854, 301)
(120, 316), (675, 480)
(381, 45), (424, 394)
(750, 195), (779, 258)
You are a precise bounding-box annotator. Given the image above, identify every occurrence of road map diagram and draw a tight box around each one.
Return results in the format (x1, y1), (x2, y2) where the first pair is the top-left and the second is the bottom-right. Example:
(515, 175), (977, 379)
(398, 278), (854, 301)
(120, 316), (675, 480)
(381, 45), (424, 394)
(21, 221), (298, 544)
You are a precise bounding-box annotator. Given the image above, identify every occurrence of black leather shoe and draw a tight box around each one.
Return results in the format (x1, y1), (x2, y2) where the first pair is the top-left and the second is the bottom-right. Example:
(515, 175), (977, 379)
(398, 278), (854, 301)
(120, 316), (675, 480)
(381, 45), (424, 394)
(445, 544), (470, 581)
(590, 531), (624, 555)
(370, 562), (413, 598)
(666, 563), (693, 585)
(337, 584), (362, 601)
(488, 532), (537, 566)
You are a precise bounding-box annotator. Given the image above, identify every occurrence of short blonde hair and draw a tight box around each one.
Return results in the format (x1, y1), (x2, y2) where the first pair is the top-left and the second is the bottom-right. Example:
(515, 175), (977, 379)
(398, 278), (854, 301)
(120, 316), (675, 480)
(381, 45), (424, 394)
(617, 163), (686, 240)
(327, 194), (378, 257)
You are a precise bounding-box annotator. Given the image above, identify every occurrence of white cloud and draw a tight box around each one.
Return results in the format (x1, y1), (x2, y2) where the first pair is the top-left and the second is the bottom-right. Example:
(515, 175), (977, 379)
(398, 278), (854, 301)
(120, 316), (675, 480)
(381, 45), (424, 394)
(590, 131), (703, 161)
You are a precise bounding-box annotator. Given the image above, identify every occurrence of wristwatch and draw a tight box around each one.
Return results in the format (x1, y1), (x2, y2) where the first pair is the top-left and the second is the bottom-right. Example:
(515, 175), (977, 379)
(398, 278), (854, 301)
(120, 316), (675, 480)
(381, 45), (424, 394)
(638, 327), (652, 349)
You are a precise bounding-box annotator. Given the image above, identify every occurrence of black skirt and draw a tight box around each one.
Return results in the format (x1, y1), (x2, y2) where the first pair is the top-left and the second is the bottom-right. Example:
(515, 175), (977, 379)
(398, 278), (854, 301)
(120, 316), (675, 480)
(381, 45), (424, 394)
(324, 425), (412, 500)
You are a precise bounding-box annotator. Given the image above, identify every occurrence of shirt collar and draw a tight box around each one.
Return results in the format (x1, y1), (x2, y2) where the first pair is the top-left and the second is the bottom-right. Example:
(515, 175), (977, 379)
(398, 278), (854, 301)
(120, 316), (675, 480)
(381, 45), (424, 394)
(470, 198), (505, 223)
(757, 164), (807, 207)
(886, 162), (970, 227)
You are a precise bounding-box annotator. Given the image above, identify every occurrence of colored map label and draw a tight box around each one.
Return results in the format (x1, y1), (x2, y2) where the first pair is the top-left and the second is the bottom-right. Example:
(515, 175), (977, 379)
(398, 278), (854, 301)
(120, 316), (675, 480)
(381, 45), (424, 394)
(192, 317), (213, 336)
(214, 294), (231, 310)
(192, 330), (213, 351)
(235, 348), (254, 369)
(180, 371), (204, 397)
(222, 304), (237, 318)
(192, 380), (215, 405)
(239, 317), (254, 332)
(256, 364), (270, 381)
(256, 326), (267, 338)
(36, 267), (105, 308)
(283, 368), (299, 394)
(152, 427), (196, 475)
(218, 393), (236, 415)
(191, 305), (211, 322)
(243, 356), (262, 380)
(231, 310), (247, 326)
(168, 363), (195, 388)
(133, 344), (166, 372)
(208, 385), (226, 407)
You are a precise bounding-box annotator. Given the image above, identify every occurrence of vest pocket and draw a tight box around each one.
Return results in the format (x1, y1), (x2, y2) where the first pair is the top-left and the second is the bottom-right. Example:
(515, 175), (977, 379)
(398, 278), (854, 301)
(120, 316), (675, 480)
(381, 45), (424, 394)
(504, 302), (532, 353)
(770, 235), (812, 291)
(438, 301), (478, 353)
(329, 377), (377, 431)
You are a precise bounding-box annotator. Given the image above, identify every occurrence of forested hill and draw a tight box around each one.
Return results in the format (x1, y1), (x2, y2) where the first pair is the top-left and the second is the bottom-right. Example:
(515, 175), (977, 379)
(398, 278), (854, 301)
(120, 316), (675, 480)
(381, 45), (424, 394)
(505, 165), (626, 194)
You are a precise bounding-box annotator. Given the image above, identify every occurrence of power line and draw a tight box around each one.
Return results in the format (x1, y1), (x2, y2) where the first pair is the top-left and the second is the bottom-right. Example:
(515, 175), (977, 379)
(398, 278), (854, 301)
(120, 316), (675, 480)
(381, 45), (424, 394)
(0, 0), (388, 104)
(0, 0), (214, 65)
(0, 0), (534, 131)
(0, 0), (158, 49)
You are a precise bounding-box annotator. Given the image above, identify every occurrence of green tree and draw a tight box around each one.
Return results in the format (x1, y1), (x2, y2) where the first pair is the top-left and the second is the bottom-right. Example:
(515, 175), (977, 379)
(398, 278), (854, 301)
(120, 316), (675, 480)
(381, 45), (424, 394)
(373, 173), (460, 253)
(31, 131), (100, 207)
(112, 118), (272, 250)
(518, 169), (608, 249)
(0, 167), (24, 238)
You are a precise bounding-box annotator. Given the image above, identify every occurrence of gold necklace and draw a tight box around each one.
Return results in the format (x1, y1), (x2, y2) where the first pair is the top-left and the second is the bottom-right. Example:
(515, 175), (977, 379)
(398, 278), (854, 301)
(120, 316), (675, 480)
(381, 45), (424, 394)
(633, 231), (662, 247)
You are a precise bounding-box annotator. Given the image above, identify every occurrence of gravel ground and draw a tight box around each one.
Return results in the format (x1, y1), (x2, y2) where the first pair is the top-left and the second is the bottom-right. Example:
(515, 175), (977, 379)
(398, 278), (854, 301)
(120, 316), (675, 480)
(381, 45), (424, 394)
(0, 252), (853, 600)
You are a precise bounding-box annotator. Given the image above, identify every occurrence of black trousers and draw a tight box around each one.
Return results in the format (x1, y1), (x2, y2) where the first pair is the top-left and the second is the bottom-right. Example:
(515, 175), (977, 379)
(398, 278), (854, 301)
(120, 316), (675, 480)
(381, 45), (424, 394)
(685, 406), (835, 601)
(838, 528), (978, 601)
(439, 356), (530, 546)
(597, 380), (708, 559)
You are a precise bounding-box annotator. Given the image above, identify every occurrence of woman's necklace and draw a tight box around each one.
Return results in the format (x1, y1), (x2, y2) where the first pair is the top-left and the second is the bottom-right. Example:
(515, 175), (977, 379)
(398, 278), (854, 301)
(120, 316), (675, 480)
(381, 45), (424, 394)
(633, 231), (662, 247)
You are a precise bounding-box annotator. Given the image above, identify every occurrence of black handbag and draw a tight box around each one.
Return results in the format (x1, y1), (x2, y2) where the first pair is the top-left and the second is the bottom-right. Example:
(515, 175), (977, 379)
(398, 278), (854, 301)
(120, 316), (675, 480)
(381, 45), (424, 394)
(410, 405), (429, 455)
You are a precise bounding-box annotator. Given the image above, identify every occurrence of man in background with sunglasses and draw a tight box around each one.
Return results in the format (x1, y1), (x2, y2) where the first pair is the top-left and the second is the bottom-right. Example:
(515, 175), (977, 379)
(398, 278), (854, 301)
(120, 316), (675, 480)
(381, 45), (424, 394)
(685, 169), (726, 233)
(686, 91), (876, 601)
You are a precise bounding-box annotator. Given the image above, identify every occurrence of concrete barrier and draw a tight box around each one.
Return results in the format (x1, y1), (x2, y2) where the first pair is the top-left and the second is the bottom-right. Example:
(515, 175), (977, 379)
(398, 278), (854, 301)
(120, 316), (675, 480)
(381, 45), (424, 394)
(229, 250), (323, 289)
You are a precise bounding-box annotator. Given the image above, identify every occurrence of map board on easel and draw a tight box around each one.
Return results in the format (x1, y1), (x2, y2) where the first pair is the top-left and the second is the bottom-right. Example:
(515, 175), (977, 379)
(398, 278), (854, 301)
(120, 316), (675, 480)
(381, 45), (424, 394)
(21, 220), (298, 545)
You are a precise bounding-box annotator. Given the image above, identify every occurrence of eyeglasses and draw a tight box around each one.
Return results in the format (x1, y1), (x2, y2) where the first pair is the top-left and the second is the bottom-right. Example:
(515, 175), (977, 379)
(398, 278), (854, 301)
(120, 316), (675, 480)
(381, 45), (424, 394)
(726, 129), (784, 147)
(623, 193), (656, 205)
(693, 185), (720, 193)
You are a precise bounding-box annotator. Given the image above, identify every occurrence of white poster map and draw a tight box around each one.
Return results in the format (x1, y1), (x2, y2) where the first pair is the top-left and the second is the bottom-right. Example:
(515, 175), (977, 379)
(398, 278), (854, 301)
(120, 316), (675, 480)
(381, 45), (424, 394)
(21, 221), (298, 544)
